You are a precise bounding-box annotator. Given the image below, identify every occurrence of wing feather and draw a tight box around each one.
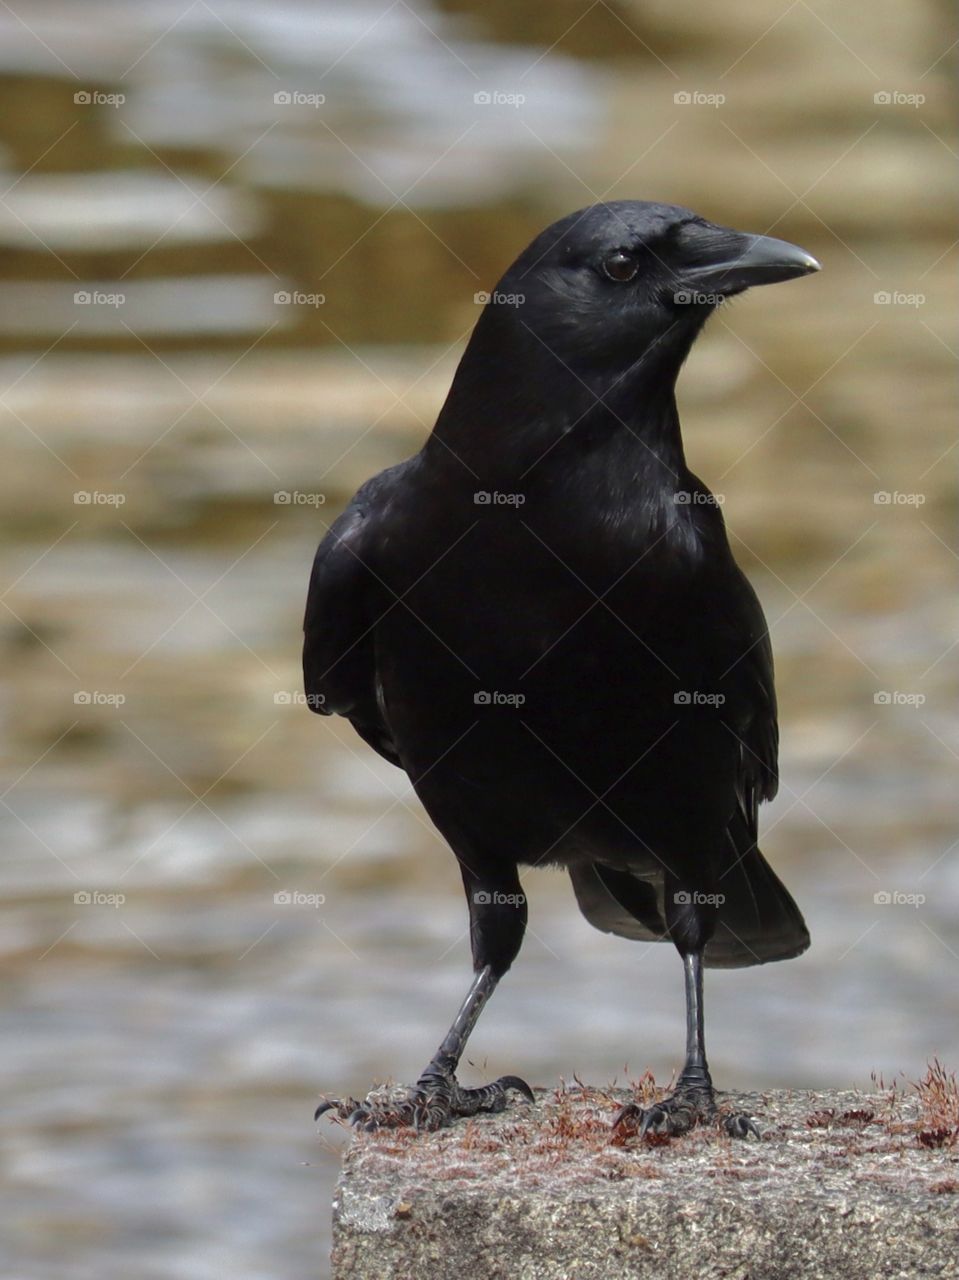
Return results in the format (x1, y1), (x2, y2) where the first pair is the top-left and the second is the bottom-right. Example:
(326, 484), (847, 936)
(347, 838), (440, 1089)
(302, 466), (408, 767)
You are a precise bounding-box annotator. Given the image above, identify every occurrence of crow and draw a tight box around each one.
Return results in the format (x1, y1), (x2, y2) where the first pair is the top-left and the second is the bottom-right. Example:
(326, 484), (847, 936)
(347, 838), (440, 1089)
(308, 200), (817, 1139)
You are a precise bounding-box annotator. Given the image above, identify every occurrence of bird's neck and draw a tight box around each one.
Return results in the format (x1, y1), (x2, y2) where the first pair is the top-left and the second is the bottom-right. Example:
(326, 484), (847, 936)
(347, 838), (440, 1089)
(427, 338), (690, 493)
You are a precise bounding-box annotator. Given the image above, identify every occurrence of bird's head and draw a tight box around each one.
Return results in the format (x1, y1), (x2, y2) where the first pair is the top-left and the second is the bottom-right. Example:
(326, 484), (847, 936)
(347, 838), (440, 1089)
(492, 199), (819, 382)
(433, 200), (819, 472)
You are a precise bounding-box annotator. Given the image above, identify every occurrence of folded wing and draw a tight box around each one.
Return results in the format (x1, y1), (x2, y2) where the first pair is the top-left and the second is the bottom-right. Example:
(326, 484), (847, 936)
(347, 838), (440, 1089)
(303, 466), (407, 767)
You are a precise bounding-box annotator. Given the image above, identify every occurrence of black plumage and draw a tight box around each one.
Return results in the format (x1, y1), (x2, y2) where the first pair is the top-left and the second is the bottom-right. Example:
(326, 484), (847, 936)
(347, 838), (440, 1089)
(308, 201), (818, 1136)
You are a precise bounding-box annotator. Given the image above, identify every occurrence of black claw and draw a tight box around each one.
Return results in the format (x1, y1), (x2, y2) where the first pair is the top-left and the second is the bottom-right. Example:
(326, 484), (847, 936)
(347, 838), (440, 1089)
(611, 1101), (640, 1130)
(723, 1111), (761, 1140)
(639, 1105), (666, 1139)
(314, 1099), (337, 1121)
(494, 1074), (535, 1104)
(612, 1090), (708, 1140)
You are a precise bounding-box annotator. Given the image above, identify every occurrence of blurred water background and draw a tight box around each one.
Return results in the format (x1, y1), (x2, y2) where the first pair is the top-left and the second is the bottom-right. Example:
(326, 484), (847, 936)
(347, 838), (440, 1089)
(0, 2), (956, 1277)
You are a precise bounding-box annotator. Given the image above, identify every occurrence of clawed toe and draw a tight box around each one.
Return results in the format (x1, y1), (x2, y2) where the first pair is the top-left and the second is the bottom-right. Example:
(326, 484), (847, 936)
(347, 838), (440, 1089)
(314, 1071), (534, 1132)
(612, 1089), (711, 1140)
(613, 1092), (762, 1142)
(494, 1074), (536, 1105)
(313, 1084), (419, 1129)
(640, 1102), (691, 1137)
(314, 1096), (360, 1123)
(611, 1100), (640, 1131)
(722, 1110), (761, 1140)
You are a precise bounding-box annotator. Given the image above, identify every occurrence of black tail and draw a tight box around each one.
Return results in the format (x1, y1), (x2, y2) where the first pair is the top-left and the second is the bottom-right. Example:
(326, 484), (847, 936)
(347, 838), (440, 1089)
(569, 811), (809, 970)
(707, 809), (810, 967)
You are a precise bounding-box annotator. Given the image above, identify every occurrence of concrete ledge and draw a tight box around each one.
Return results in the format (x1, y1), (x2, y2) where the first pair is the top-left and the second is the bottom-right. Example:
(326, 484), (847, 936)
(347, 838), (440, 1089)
(331, 1082), (959, 1279)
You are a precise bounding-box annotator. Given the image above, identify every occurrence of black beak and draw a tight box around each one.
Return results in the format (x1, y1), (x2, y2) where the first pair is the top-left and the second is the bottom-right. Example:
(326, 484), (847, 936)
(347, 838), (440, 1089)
(680, 225), (820, 296)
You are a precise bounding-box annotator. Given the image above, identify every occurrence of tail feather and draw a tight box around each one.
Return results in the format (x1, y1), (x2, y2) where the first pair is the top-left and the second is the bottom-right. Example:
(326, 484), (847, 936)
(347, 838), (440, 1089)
(569, 861), (668, 944)
(569, 812), (809, 970)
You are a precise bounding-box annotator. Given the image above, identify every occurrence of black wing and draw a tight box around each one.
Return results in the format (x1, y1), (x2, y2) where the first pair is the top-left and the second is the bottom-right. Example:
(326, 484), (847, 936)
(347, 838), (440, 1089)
(722, 565), (779, 832)
(710, 565), (807, 966)
(302, 465), (408, 767)
(571, 564), (808, 968)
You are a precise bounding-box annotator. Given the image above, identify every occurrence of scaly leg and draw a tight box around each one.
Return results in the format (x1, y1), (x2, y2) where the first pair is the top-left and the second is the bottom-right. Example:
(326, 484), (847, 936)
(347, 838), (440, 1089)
(613, 951), (760, 1140)
(316, 865), (534, 1131)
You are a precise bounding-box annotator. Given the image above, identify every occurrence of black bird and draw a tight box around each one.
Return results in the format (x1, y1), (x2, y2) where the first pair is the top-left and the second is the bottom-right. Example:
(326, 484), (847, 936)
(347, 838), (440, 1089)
(307, 200), (817, 1138)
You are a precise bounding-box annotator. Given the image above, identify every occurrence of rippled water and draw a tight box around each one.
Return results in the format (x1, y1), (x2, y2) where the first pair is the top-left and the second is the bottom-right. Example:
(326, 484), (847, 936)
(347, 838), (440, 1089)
(0, 2), (956, 1278)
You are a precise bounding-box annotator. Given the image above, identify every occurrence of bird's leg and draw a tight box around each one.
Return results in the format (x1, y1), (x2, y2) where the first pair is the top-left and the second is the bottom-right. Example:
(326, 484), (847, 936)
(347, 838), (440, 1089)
(316, 965), (533, 1131)
(613, 951), (760, 1140)
(316, 867), (534, 1131)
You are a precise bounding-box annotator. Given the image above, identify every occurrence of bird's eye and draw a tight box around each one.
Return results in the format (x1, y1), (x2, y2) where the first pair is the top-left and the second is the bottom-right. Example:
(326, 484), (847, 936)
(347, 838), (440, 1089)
(602, 250), (639, 283)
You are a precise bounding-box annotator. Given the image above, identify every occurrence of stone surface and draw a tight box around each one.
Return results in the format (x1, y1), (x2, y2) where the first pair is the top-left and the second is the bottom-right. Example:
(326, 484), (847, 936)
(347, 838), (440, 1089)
(331, 1081), (959, 1279)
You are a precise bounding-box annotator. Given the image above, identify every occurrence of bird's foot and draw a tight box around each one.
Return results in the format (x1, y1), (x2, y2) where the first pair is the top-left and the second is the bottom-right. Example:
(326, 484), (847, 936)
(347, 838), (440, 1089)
(613, 1085), (760, 1141)
(612, 1086), (708, 1139)
(314, 1066), (534, 1132)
